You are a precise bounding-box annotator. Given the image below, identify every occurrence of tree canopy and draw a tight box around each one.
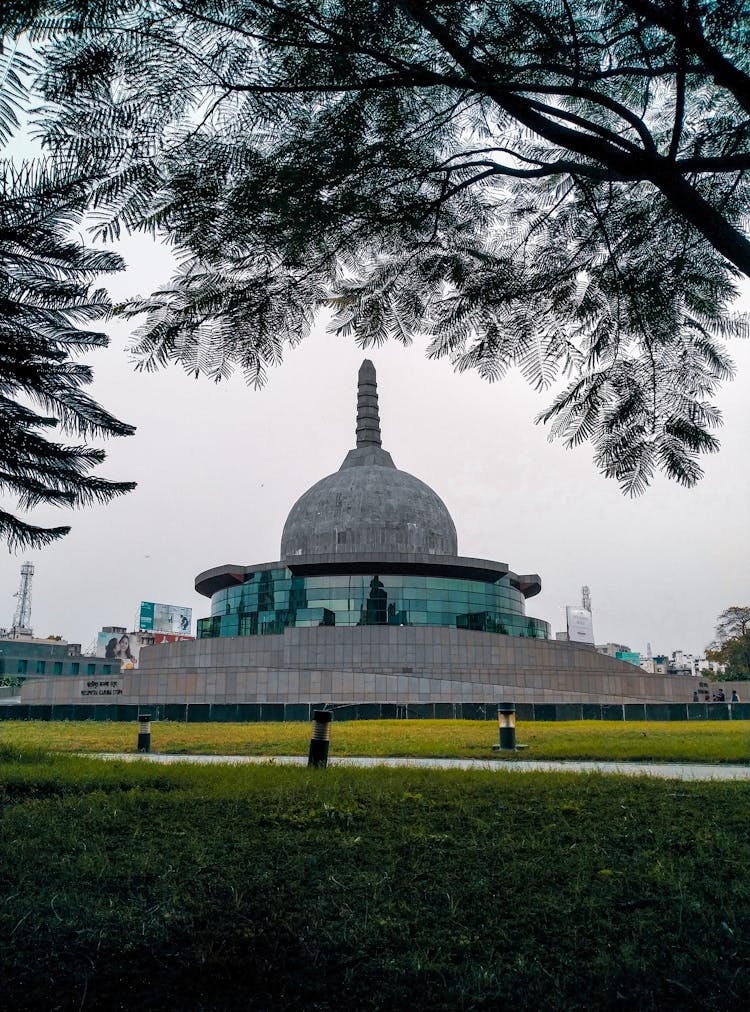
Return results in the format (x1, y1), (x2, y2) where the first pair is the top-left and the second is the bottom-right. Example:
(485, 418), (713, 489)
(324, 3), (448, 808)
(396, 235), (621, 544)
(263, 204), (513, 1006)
(7, 1), (750, 492)
(714, 605), (750, 643)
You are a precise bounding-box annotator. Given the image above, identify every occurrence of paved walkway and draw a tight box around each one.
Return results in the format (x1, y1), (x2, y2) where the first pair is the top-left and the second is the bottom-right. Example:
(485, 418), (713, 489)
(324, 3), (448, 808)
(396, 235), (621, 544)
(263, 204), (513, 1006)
(96, 753), (750, 781)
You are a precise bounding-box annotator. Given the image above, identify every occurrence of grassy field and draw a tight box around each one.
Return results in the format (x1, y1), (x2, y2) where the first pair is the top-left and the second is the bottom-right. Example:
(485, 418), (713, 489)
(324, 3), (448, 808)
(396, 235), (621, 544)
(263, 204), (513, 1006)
(0, 748), (748, 1011)
(1, 718), (748, 763)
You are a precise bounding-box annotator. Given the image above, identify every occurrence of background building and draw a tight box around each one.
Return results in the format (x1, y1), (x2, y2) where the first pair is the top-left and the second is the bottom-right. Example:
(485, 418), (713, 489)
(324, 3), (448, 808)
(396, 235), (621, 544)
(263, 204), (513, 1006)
(597, 642), (632, 658)
(0, 635), (117, 682)
(640, 655), (669, 675)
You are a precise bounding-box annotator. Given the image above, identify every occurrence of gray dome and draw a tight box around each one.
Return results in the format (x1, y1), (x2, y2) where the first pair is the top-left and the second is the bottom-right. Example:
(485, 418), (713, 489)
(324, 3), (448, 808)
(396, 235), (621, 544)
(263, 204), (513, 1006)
(280, 360), (458, 559)
(281, 462), (458, 558)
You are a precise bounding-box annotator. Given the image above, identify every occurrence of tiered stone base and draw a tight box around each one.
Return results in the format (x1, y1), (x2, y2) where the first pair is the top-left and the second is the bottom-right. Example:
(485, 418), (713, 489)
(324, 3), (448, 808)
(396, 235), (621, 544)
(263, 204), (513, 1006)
(21, 626), (707, 705)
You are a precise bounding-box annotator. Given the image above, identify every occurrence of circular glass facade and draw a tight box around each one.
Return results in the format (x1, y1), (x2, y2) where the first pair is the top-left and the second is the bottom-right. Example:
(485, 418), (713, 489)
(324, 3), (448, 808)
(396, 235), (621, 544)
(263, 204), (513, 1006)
(197, 568), (550, 640)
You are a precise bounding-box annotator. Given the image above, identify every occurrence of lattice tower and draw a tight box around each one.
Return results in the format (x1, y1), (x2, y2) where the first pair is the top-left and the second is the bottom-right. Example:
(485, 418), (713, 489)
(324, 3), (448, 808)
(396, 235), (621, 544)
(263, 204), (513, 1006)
(12, 562), (34, 630)
(581, 585), (591, 612)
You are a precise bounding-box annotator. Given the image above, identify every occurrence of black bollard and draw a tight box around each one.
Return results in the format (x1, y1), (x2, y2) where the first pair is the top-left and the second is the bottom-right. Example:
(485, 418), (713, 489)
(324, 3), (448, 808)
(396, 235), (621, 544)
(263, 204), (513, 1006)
(137, 713), (152, 753)
(308, 709), (333, 768)
(497, 703), (516, 751)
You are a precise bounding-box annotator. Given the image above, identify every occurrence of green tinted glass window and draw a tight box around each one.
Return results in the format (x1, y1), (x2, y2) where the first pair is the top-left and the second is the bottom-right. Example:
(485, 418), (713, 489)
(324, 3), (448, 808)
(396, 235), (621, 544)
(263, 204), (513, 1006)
(203, 570), (549, 640)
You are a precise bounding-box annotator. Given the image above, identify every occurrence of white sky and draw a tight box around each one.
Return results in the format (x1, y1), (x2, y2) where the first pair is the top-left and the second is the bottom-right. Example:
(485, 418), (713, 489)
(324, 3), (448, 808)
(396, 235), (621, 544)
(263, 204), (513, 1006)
(2, 231), (748, 656)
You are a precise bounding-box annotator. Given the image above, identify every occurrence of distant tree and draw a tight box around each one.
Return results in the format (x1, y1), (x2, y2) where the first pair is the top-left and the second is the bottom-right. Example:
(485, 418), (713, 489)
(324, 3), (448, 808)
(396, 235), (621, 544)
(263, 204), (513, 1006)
(706, 637), (750, 681)
(706, 605), (750, 681)
(713, 605), (750, 643)
(8, 1), (750, 491)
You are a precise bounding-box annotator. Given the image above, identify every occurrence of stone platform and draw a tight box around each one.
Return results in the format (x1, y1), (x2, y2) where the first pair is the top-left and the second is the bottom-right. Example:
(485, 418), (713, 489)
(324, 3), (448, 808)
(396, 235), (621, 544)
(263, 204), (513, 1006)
(19, 625), (714, 706)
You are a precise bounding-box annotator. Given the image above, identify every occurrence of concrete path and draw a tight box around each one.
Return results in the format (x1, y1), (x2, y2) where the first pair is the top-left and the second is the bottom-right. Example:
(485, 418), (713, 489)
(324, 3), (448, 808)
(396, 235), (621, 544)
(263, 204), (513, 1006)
(95, 753), (750, 781)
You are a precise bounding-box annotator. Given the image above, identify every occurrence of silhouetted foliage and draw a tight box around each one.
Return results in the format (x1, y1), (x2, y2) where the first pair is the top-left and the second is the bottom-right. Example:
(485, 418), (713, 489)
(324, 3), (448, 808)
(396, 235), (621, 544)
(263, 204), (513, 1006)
(713, 605), (750, 643)
(8, 1), (750, 491)
(0, 159), (136, 549)
(1, 15), (137, 549)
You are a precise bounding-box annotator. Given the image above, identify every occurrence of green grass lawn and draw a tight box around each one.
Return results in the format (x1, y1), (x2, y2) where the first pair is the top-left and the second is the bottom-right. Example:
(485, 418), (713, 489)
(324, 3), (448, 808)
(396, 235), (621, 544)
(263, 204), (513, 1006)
(1, 718), (748, 762)
(0, 750), (748, 1010)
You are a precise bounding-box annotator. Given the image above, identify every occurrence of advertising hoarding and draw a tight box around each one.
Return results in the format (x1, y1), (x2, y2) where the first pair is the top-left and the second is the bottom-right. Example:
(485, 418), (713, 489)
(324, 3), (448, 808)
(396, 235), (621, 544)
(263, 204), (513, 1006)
(96, 629), (194, 669)
(615, 650), (641, 666)
(97, 630), (138, 668)
(149, 633), (193, 644)
(139, 601), (192, 635)
(566, 606), (595, 645)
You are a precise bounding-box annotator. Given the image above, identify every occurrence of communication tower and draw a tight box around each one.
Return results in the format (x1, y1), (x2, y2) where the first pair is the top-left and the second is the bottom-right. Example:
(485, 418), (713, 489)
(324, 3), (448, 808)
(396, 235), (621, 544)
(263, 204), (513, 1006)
(581, 585), (591, 612)
(11, 562), (34, 635)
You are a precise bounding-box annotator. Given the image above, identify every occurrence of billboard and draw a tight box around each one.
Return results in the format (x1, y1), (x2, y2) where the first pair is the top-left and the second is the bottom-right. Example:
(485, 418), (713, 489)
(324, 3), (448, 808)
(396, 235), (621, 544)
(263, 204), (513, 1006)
(566, 606), (595, 645)
(97, 630), (139, 669)
(96, 629), (194, 669)
(139, 601), (192, 635)
(615, 650), (641, 666)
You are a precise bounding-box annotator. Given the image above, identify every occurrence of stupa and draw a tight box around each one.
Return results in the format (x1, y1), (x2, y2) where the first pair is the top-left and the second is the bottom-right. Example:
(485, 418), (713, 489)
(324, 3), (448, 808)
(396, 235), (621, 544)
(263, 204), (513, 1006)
(22, 361), (684, 710)
(193, 360), (549, 643)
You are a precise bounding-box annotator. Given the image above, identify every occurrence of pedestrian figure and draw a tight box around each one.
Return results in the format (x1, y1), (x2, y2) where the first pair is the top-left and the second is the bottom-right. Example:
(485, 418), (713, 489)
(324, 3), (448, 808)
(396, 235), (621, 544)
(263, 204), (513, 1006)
(731, 690), (741, 703)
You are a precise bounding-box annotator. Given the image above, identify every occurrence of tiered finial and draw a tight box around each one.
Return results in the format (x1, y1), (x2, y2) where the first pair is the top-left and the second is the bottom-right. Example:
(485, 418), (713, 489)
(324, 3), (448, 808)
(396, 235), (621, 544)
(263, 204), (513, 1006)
(356, 359), (382, 447)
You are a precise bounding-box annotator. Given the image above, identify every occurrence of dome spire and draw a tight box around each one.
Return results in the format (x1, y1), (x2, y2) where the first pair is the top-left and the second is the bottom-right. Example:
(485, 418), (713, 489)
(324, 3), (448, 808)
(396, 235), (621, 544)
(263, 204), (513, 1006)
(280, 358), (458, 558)
(337, 361), (395, 470)
(356, 359), (381, 448)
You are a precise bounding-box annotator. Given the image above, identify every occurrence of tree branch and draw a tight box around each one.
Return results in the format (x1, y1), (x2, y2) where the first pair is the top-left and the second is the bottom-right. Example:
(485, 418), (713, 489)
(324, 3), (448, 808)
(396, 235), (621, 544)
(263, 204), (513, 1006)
(620, 0), (750, 114)
(667, 0), (687, 161)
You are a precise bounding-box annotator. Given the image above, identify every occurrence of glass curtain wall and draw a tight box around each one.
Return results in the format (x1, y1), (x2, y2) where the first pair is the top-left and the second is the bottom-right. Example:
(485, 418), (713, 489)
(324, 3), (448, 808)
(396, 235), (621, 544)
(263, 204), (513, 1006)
(197, 569), (550, 640)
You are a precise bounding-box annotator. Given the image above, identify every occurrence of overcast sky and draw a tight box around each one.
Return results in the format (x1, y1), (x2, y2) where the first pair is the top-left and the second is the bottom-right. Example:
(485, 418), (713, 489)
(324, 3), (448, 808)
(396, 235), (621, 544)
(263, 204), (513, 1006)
(2, 227), (748, 657)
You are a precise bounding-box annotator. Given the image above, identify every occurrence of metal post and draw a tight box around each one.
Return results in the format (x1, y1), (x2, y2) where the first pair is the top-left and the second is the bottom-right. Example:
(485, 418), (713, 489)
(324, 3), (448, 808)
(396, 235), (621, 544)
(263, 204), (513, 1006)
(137, 713), (152, 753)
(497, 703), (516, 751)
(308, 709), (333, 768)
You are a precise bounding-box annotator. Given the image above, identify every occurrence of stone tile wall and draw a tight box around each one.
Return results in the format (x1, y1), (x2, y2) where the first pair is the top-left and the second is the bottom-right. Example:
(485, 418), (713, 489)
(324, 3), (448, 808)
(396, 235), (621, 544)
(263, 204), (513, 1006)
(18, 625), (734, 705)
